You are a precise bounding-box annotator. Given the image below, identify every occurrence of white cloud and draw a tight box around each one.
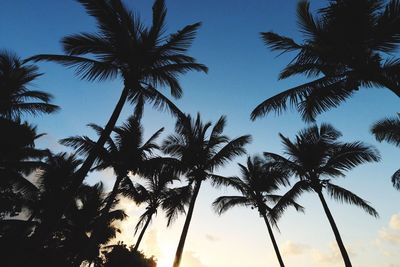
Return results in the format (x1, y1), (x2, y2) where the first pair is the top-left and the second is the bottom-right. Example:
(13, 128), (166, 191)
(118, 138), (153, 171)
(389, 214), (400, 230)
(311, 242), (355, 265)
(281, 240), (310, 256)
(205, 234), (219, 242)
(377, 213), (400, 246)
(182, 251), (208, 267)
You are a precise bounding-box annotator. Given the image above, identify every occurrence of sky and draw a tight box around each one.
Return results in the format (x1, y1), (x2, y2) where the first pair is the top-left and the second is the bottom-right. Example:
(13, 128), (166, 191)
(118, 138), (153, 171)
(1, 0), (400, 267)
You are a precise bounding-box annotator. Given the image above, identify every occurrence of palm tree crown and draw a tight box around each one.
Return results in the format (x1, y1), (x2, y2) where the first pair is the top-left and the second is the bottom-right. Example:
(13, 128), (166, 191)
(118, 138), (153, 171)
(0, 50), (59, 120)
(213, 156), (304, 267)
(163, 113), (251, 267)
(265, 123), (380, 267)
(26, 1), (207, 239)
(61, 115), (164, 178)
(121, 164), (185, 251)
(29, 0), (207, 118)
(371, 114), (400, 189)
(252, 0), (400, 122)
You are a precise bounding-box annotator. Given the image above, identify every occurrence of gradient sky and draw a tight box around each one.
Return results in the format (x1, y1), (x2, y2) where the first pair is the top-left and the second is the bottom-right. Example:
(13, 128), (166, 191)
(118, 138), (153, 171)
(1, 1), (399, 267)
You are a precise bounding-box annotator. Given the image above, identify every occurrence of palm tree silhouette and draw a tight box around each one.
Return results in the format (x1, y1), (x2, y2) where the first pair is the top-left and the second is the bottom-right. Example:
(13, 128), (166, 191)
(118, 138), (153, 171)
(0, 50), (59, 120)
(162, 113), (251, 267)
(65, 182), (126, 266)
(0, 118), (48, 219)
(61, 115), (165, 264)
(371, 113), (400, 190)
(28, 0), (207, 238)
(121, 164), (185, 252)
(60, 115), (164, 217)
(24, 153), (126, 266)
(213, 156), (304, 267)
(251, 0), (400, 122)
(264, 124), (380, 267)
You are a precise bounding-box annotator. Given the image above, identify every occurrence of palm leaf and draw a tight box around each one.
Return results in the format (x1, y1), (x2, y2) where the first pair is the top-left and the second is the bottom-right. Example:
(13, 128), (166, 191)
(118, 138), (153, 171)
(325, 182), (379, 217)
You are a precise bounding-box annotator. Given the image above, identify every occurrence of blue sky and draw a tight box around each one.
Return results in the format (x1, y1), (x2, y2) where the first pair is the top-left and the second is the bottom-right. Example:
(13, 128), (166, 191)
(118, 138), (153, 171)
(2, 1), (399, 267)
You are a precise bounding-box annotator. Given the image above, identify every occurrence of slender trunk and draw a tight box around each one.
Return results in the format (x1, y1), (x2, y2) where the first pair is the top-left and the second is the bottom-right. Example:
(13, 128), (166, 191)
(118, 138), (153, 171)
(102, 174), (124, 216)
(261, 213), (285, 267)
(317, 191), (352, 267)
(31, 86), (130, 245)
(133, 214), (152, 252)
(172, 180), (202, 267)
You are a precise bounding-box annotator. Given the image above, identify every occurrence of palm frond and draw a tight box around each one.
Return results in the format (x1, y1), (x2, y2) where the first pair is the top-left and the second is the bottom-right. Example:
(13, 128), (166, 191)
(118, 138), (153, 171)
(392, 168), (400, 190)
(325, 182), (379, 217)
(27, 54), (118, 82)
(212, 196), (253, 215)
(208, 135), (251, 170)
(371, 115), (400, 147)
(260, 32), (301, 54)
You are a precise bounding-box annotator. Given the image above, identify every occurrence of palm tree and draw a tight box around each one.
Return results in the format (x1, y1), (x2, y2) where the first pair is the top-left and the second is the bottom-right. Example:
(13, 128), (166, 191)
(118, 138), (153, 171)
(264, 124), (380, 267)
(25, 153), (126, 267)
(251, 0), (400, 122)
(371, 113), (400, 190)
(64, 183), (126, 266)
(162, 113), (251, 267)
(213, 156), (304, 267)
(121, 164), (186, 252)
(28, 0), (207, 236)
(103, 242), (157, 267)
(0, 50), (59, 120)
(60, 115), (164, 217)
(0, 117), (47, 219)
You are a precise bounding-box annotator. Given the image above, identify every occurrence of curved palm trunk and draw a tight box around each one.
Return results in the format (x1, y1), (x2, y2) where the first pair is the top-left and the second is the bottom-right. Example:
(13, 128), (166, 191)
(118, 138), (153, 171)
(31, 86), (130, 244)
(261, 213), (285, 267)
(317, 191), (352, 267)
(172, 180), (202, 267)
(133, 214), (152, 252)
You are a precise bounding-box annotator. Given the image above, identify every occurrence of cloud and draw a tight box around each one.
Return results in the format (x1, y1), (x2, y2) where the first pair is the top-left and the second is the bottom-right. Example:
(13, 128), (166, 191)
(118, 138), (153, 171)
(311, 242), (355, 265)
(389, 214), (400, 230)
(378, 228), (400, 245)
(281, 241), (310, 256)
(182, 251), (208, 267)
(205, 234), (219, 242)
(377, 213), (400, 246)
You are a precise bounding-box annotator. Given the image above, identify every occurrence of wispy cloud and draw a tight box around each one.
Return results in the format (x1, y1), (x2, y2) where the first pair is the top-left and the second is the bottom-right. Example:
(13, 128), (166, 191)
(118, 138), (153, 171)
(281, 240), (310, 256)
(311, 242), (355, 265)
(377, 213), (400, 246)
(182, 251), (208, 267)
(205, 234), (219, 242)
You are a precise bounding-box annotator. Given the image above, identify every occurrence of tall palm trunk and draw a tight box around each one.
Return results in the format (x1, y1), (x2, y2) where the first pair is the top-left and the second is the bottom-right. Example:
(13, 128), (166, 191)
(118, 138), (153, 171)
(261, 213), (285, 267)
(133, 214), (152, 252)
(172, 180), (202, 267)
(317, 191), (352, 267)
(32, 86), (130, 244)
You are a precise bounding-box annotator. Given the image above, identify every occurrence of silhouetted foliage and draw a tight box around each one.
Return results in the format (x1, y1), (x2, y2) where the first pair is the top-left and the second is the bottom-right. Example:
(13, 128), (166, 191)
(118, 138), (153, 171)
(121, 163), (186, 251)
(371, 114), (400, 189)
(27, 0), (207, 242)
(0, 50), (59, 120)
(252, 0), (400, 122)
(213, 156), (303, 267)
(162, 113), (251, 267)
(0, 118), (46, 219)
(102, 243), (157, 267)
(264, 123), (380, 266)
